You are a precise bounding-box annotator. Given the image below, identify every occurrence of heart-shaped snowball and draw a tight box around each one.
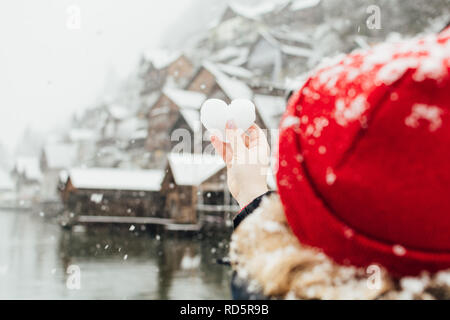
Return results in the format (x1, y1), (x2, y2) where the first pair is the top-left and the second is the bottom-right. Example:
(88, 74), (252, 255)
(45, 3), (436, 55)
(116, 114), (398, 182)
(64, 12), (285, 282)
(201, 98), (256, 142)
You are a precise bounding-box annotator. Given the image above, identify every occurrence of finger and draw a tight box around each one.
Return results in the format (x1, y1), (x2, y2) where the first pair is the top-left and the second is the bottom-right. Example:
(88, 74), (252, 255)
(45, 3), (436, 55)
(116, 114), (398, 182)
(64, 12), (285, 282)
(225, 121), (246, 155)
(243, 133), (250, 148)
(210, 135), (224, 158)
(248, 124), (267, 148)
(211, 135), (232, 164)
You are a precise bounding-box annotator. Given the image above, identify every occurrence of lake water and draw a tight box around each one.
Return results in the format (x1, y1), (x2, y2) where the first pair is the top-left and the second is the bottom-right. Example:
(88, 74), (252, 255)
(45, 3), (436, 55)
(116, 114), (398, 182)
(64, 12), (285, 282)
(0, 209), (232, 299)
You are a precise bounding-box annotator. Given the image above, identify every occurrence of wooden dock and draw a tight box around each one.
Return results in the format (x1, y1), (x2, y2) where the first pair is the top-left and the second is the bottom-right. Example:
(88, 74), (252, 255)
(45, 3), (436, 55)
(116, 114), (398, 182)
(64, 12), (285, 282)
(196, 204), (240, 212)
(74, 215), (202, 232)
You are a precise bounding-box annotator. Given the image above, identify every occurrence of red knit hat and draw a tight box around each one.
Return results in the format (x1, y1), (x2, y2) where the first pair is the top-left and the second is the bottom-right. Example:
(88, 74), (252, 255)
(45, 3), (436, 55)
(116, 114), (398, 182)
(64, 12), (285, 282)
(276, 28), (450, 276)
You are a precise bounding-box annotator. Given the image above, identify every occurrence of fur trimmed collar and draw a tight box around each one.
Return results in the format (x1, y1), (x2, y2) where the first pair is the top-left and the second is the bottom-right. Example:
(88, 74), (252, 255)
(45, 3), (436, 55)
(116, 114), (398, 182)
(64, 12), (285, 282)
(229, 194), (450, 299)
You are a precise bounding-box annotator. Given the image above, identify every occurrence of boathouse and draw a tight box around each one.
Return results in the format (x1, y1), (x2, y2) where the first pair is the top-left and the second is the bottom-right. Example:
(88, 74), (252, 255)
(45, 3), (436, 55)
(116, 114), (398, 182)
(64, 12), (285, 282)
(161, 153), (239, 224)
(61, 168), (166, 225)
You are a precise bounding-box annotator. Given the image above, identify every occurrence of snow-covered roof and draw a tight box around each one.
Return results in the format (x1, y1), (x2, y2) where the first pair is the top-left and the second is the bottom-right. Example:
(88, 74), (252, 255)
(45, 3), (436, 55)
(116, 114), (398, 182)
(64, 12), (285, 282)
(216, 63), (253, 79)
(144, 49), (182, 69)
(116, 118), (148, 140)
(163, 88), (206, 110)
(210, 47), (249, 65)
(69, 128), (98, 142)
(228, 54), (250, 66)
(0, 170), (14, 190)
(259, 30), (280, 47)
(130, 128), (148, 141)
(259, 30), (313, 58)
(270, 29), (311, 45)
(168, 153), (225, 186)
(68, 168), (165, 192)
(354, 36), (370, 49)
(180, 109), (201, 132)
(280, 44), (313, 57)
(285, 73), (310, 91)
(229, 0), (290, 20)
(289, 0), (321, 11)
(203, 61), (253, 100)
(254, 94), (287, 129)
(59, 170), (69, 184)
(14, 157), (42, 181)
(108, 104), (130, 120)
(43, 144), (77, 169)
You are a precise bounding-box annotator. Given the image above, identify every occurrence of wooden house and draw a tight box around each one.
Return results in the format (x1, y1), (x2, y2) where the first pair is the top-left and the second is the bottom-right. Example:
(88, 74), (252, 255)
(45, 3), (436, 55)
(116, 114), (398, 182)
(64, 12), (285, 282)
(186, 61), (253, 102)
(209, 46), (250, 66)
(146, 88), (206, 168)
(139, 51), (194, 95)
(60, 168), (166, 225)
(165, 55), (195, 88)
(246, 30), (313, 82)
(205, 4), (258, 51)
(161, 153), (238, 224)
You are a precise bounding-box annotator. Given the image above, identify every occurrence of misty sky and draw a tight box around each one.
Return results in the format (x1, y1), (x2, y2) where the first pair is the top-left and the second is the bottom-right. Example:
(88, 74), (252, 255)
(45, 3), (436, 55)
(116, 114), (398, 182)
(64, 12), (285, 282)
(0, 0), (194, 153)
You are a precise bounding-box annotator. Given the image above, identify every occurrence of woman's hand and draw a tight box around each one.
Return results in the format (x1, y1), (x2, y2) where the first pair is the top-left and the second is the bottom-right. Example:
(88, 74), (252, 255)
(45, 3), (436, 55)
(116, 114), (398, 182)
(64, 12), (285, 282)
(210, 121), (270, 209)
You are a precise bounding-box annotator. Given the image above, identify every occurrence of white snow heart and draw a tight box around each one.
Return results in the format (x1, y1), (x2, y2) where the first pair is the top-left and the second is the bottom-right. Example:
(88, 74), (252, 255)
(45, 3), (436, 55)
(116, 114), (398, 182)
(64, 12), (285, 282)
(200, 98), (256, 142)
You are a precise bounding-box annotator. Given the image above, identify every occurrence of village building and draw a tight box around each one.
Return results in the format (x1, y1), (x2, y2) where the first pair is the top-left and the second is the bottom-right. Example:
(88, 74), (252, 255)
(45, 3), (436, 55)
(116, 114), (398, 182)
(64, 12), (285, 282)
(246, 30), (313, 82)
(283, 0), (323, 27)
(146, 88), (206, 168)
(98, 103), (132, 146)
(68, 128), (98, 166)
(209, 46), (250, 67)
(161, 153), (238, 224)
(139, 50), (194, 95)
(91, 101), (152, 169)
(186, 61), (254, 102)
(60, 168), (166, 226)
(40, 143), (77, 201)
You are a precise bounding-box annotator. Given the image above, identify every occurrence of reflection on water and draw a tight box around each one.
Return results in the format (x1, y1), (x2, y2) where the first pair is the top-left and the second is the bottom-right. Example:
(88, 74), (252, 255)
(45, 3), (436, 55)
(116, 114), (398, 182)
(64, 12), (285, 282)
(0, 209), (232, 299)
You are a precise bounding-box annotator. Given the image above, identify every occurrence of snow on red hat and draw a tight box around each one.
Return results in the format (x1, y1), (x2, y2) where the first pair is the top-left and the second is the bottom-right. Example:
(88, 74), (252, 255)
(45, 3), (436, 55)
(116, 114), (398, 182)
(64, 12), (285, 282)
(276, 28), (450, 276)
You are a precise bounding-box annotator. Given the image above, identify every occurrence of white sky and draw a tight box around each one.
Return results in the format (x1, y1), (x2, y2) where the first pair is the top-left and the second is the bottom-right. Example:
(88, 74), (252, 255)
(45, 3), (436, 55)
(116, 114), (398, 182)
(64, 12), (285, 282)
(0, 0), (194, 153)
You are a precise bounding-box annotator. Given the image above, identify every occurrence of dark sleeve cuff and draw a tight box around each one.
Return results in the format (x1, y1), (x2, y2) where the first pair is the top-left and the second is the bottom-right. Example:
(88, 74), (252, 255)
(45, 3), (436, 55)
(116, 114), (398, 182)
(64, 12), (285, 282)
(233, 191), (274, 229)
